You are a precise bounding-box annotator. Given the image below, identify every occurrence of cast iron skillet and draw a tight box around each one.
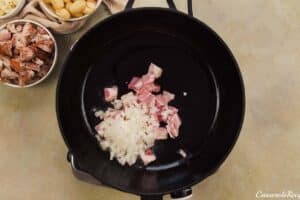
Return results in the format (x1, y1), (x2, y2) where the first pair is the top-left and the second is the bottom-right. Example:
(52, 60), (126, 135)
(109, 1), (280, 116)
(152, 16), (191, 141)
(56, 0), (245, 199)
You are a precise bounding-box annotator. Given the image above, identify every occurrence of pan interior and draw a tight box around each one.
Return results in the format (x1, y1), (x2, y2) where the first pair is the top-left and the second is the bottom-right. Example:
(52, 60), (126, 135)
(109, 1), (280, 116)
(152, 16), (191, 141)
(82, 30), (219, 171)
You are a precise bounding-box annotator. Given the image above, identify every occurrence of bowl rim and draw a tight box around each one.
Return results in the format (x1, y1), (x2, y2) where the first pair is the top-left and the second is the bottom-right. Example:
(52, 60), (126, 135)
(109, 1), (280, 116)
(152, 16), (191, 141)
(0, 19), (58, 88)
(39, 0), (102, 22)
(0, 0), (26, 20)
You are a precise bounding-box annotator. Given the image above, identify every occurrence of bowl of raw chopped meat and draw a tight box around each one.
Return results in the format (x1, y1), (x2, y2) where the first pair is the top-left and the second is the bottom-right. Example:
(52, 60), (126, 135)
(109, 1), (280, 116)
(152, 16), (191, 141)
(0, 19), (57, 88)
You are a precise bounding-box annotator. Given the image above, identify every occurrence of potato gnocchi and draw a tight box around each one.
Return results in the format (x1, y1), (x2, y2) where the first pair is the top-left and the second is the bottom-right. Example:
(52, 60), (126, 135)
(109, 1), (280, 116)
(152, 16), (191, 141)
(43, 0), (97, 20)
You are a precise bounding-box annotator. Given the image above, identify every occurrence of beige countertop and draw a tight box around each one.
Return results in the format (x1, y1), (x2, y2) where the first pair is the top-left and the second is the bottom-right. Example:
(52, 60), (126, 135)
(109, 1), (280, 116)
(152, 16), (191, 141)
(0, 0), (299, 199)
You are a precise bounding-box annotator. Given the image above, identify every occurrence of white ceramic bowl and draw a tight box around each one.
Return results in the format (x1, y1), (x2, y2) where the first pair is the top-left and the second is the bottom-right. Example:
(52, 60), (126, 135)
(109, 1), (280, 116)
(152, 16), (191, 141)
(39, 0), (102, 22)
(0, 0), (26, 20)
(0, 19), (58, 88)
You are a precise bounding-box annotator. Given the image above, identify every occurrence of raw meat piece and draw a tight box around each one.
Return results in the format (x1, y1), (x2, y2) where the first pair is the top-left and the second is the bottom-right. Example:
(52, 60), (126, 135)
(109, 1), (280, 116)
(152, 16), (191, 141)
(104, 86), (118, 102)
(0, 41), (13, 56)
(19, 47), (35, 61)
(148, 63), (162, 78)
(0, 29), (11, 41)
(128, 76), (143, 91)
(140, 149), (156, 165)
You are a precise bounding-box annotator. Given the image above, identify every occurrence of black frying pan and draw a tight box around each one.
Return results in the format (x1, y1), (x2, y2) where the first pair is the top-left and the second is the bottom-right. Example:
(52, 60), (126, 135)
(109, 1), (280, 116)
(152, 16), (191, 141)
(56, 0), (245, 199)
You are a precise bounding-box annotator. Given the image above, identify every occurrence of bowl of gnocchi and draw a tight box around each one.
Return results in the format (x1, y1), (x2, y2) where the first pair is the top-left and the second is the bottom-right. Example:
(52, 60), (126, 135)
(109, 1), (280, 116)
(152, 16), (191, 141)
(39, 0), (101, 21)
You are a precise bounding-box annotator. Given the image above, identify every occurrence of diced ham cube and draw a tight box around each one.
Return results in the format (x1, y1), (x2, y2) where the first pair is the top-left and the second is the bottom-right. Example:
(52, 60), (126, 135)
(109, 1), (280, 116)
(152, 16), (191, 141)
(18, 73), (27, 86)
(138, 83), (161, 94)
(19, 47), (35, 61)
(172, 113), (182, 127)
(36, 40), (54, 53)
(155, 127), (168, 140)
(155, 91), (175, 107)
(32, 33), (51, 43)
(141, 73), (155, 85)
(1, 68), (18, 80)
(158, 109), (170, 122)
(24, 62), (40, 71)
(155, 95), (166, 107)
(104, 86), (118, 102)
(162, 91), (175, 103)
(0, 41), (12, 56)
(157, 105), (177, 122)
(144, 94), (156, 105)
(166, 123), (177, 139)
(148, 63), (163, 78)
(18, 70), (34, 86)
(166, 113), (181, 138)
(151, 84), (161, 93)
(33, 58), (44, 66)
(128, 77), (143, 91)
(157, 113), (166, 122)
(145, 149), (154, 155)
(10, 58), (23, 72)
(140, 149), (156, 165)
(27, 70), (35, 78)
(12, 33), (28, 49)
(0, 29), (11, 41)
(0, 55), (10, 68)
(137, 92), (154, 104)
(22, 23), (37, 37)
(168, 106), (178, 113)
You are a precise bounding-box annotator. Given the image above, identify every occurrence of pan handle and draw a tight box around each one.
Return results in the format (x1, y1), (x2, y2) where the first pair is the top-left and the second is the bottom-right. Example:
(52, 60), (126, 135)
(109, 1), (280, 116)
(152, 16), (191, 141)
(67, 152), (103, 185)
(140, 187), (192, 200)
(170, 188), (193, 199)
(125, 0), (193, 17)
(141, 195), (163, 200)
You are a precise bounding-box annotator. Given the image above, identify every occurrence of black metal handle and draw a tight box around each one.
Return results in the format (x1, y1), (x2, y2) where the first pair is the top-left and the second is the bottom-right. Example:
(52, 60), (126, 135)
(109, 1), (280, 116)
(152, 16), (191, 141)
(67, 152), (103, 185)
(171, 188), (193, 199)
(141, 195), (163, 200)
(125, 0), (193, 17)
(140, 188), (192, 200)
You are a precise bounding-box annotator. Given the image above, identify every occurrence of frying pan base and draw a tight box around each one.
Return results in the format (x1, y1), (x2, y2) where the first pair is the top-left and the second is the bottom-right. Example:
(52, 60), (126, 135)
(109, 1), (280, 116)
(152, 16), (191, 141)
(81, 30), (219, 171)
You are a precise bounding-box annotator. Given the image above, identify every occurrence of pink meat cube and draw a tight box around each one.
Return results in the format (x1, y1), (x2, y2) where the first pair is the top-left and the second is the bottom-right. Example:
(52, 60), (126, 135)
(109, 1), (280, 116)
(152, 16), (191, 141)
(162, 91), (175, 103)
(140, 149), (156, 165)
(138, 83), (161, 95)
(22, 23), (37, 37)
(148, 63), (162, 78)
(166, 113), (181, 138)
(104, 86), (118, 102)
(0, 29), (11, 41)
(128, 76), (143, 91)
(19, 46), (35, 61)
(141, 73), (156, 85)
